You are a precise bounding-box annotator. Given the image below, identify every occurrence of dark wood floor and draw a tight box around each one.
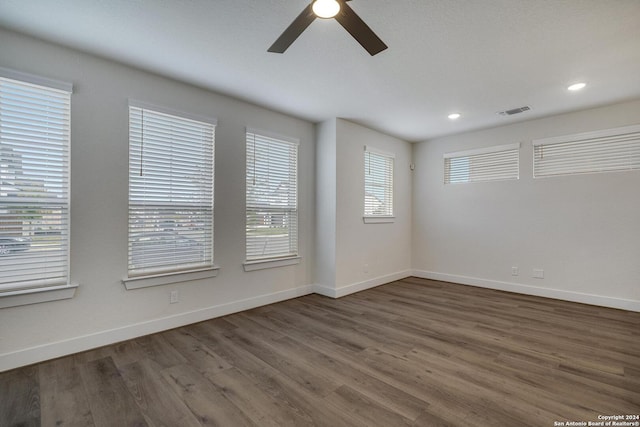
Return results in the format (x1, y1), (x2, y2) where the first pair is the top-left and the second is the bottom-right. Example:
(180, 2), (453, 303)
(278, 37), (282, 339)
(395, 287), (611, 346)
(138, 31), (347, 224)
(2, 277), (640, 426)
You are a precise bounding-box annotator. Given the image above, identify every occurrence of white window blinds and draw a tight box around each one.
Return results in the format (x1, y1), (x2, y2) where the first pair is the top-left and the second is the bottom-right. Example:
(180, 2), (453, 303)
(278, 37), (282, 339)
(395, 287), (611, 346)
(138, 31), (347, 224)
(0, 75), (71, 293)
(533, 124), (640, 178)
(246, 129), (298, 261)
(444, 143), (520, 184)
(128, 103), (215, 277)
(364, 146), (394, 217)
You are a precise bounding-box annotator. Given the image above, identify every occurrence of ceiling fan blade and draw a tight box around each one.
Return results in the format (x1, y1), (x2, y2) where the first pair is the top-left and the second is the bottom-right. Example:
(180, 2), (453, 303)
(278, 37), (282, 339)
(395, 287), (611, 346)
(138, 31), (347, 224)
(268, 4), (316, 53)
(334, 1), (388, 56)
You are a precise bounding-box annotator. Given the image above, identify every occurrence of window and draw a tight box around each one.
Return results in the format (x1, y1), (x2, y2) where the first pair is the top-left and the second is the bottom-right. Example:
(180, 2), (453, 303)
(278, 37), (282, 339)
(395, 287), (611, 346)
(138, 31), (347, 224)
(444, 143), (519, 184)
(245, 129), (298, 263)
(127, 102), (215, 281)
(0, 72), (72, 295)
(533, 124), (640, 178)
(364, 146), (394, 220)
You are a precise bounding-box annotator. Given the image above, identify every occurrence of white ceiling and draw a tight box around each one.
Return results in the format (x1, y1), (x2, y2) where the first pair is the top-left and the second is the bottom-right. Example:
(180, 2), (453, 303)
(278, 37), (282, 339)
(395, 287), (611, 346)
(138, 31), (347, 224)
(1, 0), (639, 141)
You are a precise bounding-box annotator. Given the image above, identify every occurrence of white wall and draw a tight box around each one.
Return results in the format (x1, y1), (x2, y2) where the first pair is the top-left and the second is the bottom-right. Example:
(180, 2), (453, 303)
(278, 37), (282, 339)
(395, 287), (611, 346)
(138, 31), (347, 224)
(333, 119), (413, 295)
(413, 99), (640, 311)
(2, 27), (639, 373)
(315, 119), (337, 290)
(0, 29), (316, 371)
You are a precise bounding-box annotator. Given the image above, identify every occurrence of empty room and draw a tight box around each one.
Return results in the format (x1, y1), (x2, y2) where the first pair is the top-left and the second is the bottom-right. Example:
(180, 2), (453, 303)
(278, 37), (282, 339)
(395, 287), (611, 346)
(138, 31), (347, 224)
(1, 0), (639, 426)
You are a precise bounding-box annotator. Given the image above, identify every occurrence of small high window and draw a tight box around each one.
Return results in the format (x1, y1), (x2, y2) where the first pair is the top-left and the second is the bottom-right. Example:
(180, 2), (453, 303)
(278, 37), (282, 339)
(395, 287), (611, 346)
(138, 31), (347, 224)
(533, 124), (640, 178)
(444, 143), (520, 184)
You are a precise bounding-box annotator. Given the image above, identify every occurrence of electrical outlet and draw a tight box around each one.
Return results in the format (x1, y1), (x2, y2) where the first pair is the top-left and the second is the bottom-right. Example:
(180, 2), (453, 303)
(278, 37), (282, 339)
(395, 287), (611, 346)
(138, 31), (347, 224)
(533, 269), (544, 279)
(511, 267), (519, 276)
(170, 290), (179, 304)
(364, 263), (369, 274)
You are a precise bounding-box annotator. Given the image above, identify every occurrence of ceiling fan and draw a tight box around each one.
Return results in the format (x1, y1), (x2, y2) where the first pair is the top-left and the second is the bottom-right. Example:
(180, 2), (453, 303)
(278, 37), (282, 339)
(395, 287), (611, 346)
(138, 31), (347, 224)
(268, 0), (388, 56)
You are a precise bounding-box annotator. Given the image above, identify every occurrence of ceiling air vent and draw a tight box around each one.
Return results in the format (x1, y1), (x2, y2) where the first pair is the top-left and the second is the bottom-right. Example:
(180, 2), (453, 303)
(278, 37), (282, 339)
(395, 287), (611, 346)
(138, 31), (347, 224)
(498, 106), (531, 116)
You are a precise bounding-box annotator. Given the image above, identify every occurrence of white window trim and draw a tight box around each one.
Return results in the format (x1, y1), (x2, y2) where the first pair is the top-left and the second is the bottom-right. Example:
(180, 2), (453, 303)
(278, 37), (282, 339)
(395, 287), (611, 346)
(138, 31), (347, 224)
(0, 284), (78, 309)
(531, 124), (640, 147)
(363, 145), (395, 221)
(246, 127), (299, 145)
(363, 216), (395, 224)
(0, 66), (73, 93)
(128, 99), (218, 126)
(122, 266), (220, 290)
(443, 142), (520, 159)
(243, 256), (301, 272)
(0, 68), (75, 307)
(364, 145), (395, 159)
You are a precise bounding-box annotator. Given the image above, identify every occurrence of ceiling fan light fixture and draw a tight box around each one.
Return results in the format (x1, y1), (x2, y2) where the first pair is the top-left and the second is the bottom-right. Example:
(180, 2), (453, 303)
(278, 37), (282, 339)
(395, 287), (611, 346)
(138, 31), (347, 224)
(312, 0), (341, 19)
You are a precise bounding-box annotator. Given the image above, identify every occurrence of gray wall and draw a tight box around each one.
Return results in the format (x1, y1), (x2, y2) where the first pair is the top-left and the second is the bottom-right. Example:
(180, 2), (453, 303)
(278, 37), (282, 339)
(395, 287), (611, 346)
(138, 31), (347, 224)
(413, 99), (640, 309)
(314, 119), (413, 297)
(315, 119), (337, 290)
(334, 119), (412, 291)
(2, 27), (639, 372)
(0, 29), (316, 370)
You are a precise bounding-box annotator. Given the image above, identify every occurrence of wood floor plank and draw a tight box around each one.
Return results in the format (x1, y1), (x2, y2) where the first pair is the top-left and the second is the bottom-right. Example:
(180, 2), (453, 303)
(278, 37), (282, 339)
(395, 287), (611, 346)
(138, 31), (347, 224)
(119, 358), (202, 427)
(224, 328), (341, 398)
(2, 277), (640, 426)
(0, 366), (40, 427)
(239, 308), (477, 425)
(163, 328), (233, 376)
(39, 357), (95, 427)
(166, 325), (320, 423)
(206, 367), (311, 427)
(133, 334), (188, 369)
(358, 346), (527, 427)
(161, 363), (255, 427)
(78, 356), (149, 427)
(189, 322), (364, 427)
(294, 299), (417, 355)
(406, 346), (588, 422)
(75, 339), (145, 368)
(322, 384), (413, 427)
(234, 312), (430, 420)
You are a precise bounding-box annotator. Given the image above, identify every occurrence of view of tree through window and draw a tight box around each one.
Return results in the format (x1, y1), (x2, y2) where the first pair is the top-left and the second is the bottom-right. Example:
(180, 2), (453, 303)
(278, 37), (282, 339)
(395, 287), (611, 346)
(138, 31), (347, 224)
(246, 130), (298, 261)
(127, 104), (215, 277)
(0, 75), (71, 292)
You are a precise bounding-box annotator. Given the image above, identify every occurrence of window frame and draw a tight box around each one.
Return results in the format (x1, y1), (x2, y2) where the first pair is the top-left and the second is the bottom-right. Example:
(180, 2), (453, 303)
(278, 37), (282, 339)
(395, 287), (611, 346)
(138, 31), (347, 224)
(532, 124), (640, 178)
(244, 128), (300, 270)
(363, 145), (395, 223)
(0, 67), (77, 307)
(123, 100), (218, 289)
(444, 142), (520, 184)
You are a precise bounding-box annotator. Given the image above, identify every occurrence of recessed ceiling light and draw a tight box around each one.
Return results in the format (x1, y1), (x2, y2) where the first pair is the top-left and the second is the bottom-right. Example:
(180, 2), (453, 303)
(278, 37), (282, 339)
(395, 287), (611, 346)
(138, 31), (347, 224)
(567, 82), (586, 91)
(448, 113), (461, 120)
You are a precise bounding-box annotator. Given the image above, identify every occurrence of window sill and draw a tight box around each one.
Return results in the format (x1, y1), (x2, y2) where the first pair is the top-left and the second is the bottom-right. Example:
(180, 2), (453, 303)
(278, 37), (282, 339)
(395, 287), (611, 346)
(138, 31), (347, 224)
(363, 216), (395, 224)
(122, 266), (220, 290)
(0, 283), (78, 309)
(243, 256), (301, 272)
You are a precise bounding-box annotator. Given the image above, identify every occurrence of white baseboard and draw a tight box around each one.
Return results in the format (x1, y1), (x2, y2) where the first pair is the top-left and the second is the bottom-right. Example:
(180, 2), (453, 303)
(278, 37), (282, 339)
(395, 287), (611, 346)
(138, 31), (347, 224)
(412, 270), (640, 312)
(6, 269), (638, 372)
(314, 269), (412, 298)
(0, 285), (313, 372)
